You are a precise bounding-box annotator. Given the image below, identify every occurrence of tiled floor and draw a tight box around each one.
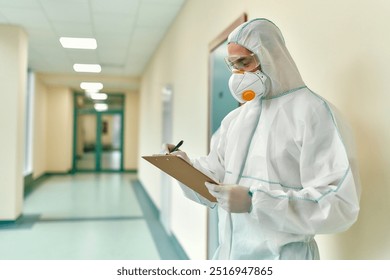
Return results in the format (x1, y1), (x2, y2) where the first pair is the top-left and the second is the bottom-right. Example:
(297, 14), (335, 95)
(0, 173), (186, 260)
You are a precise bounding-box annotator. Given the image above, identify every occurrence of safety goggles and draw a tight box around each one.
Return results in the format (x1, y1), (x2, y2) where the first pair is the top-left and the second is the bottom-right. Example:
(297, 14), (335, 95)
(224, 53), (260, 72)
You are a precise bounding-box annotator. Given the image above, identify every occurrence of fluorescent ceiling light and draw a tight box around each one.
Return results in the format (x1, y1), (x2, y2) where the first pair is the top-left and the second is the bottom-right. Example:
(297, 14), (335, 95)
(60, 37), (97, 49)
(80, 82), (103, 91)
(94, 103), (108, 112)
(73, 64), (101, 73)
(90, 93), (108, 100)
(85, 89), (99, 94)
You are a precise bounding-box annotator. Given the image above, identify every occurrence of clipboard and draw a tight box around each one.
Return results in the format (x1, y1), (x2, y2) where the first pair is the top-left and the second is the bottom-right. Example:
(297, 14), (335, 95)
(142, 155), (218, 202)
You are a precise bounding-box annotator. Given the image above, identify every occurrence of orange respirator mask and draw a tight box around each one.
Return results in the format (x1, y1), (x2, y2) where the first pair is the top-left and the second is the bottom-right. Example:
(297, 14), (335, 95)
(228, 70), (267, 103)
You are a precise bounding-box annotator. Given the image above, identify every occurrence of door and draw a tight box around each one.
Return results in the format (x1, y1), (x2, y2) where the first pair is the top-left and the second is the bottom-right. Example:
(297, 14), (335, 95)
(99, 113), (123, 171)
(75, 113), (98, 170)
(73, 93), (124, 172)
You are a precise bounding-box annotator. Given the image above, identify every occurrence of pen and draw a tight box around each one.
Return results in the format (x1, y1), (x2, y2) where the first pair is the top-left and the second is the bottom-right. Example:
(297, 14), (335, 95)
(170, 140), (184, 153)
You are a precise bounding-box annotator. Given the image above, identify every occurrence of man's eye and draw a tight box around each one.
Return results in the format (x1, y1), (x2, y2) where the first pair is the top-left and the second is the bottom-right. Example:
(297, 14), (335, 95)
(235, 60), (246, 66)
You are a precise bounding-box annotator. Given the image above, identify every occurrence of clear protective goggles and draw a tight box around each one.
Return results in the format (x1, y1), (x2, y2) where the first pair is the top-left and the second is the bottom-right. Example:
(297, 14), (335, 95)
(224, 53), (260, 72)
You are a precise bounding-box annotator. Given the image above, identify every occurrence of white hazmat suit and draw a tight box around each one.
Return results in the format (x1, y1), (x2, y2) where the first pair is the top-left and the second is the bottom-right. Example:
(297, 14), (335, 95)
(177, 18), (361, 260)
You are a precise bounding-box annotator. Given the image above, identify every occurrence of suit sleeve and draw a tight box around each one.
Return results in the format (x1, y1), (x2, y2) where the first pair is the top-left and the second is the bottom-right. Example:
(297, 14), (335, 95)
(249, 101), (360, 235)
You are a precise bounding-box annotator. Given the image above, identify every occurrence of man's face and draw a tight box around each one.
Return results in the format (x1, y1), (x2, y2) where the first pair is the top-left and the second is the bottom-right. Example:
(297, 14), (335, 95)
(226, 43), (260, 72)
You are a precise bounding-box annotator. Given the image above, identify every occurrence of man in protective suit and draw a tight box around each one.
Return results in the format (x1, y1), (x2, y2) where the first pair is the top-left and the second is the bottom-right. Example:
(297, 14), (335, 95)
(164, 18), (360, 260)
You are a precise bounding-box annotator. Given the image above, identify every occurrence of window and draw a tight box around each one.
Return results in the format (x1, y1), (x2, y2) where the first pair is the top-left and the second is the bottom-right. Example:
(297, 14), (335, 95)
(24, 70), (35, 175)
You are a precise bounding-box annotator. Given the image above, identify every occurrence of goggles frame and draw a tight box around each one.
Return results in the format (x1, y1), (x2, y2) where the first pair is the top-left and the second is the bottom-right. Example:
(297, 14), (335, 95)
(224, 53), (260, 72)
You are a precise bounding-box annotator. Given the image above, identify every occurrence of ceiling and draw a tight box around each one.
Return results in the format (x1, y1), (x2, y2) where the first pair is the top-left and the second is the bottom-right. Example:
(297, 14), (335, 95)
(0, 0), (186, 91)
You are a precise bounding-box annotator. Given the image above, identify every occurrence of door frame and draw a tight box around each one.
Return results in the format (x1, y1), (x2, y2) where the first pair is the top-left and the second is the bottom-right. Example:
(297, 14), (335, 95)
(97, 111), (124, 171)
(72, 92), (125, 173)
(207, 13), (247, 259)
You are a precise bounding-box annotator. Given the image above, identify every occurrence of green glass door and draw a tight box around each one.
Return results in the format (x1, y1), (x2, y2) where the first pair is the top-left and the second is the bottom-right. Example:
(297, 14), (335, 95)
(99, 113), (123, 171)
(75, 113), (97, 170)
(73, 93), (124, 172)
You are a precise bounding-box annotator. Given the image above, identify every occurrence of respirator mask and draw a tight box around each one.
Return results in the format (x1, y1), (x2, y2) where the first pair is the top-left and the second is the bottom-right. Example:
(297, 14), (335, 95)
(228, 70), (267, 103)
(225, 53), (267, 103)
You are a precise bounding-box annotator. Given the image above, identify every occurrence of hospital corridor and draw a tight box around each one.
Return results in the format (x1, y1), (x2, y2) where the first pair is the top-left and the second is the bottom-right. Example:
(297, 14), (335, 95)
(1, 0), (390, 265)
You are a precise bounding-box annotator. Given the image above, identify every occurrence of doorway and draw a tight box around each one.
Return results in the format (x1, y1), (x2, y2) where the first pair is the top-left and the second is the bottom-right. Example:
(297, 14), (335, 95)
(73, 93), (124, 172)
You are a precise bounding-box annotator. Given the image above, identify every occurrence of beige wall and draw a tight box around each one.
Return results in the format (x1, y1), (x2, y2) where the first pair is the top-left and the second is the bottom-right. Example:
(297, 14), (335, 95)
(33, 77), (74, 176)
(0, 25), (27, 220)
(124, 91), (139, 170)
(138, 0), (390, 259)
(45, 86), (73, 172)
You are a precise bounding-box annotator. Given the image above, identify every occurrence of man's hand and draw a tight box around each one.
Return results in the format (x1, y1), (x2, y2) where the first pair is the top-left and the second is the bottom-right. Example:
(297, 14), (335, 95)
(205, 182), (252, 213)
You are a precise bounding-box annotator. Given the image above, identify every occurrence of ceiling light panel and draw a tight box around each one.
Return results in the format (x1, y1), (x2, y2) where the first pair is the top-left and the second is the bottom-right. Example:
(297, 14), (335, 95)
(60, 37), (97, 49)
(80, 82), (103, 91)
(90, 93), (108, 100)
(73, 64), (101, 73)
